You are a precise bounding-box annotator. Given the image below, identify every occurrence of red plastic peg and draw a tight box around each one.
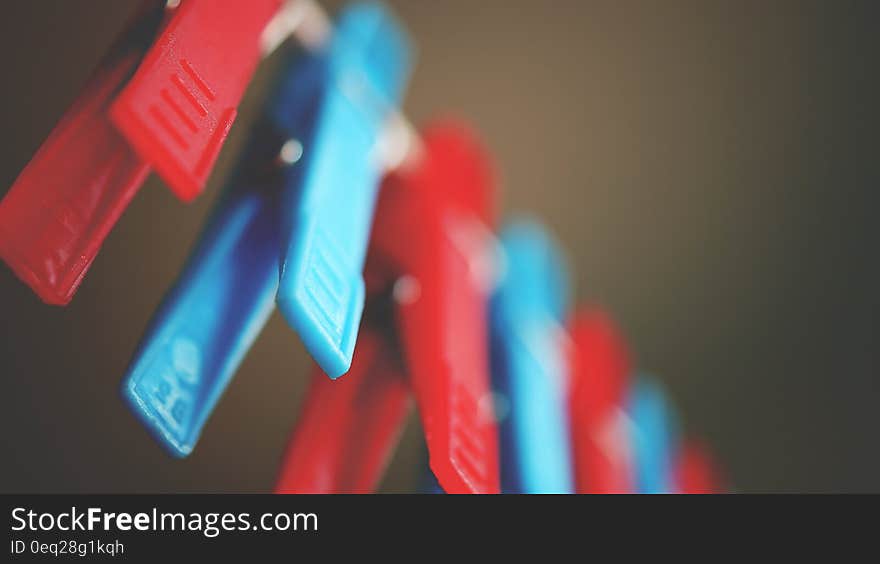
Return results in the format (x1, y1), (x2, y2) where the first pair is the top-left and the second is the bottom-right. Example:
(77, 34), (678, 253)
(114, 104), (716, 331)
(568, 308), (635, 494)
(0, 2), (164, 304)
(110, 0), (283, 201)
(276, 330), (411, 493)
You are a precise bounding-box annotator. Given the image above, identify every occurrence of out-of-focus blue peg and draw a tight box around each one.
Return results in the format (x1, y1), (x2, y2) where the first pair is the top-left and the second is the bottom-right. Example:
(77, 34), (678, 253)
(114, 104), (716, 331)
(489, 220), (575, 494)
(275, 2), (412, 379)
(122, 2), (412, 456)
(627, 376), (679, 493)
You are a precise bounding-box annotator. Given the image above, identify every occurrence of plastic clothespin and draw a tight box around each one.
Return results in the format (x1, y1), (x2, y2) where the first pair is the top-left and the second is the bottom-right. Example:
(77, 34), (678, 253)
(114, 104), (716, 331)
(274, 2), (413, 378)
(122, 2), (411, 457)
(568, 308), (635, 493)
(110, 0), (285, 201)
(0, 0), (284, 305)
(276, 122), (501, 494)
(363, 122), (500, 494)
(0, 1), (163, 306)
(122, 125), (284, 456)
(489, 221), (574, 494)
(676, 440), (722, 494)
(627, 376), (679, 494)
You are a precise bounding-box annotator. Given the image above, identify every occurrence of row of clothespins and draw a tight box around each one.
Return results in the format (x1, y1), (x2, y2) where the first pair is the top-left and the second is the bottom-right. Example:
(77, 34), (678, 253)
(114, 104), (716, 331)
(0, 0), (721, 493)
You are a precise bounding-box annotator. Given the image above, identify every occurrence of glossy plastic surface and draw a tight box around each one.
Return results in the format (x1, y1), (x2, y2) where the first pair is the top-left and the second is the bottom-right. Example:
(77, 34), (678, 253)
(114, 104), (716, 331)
(110, 0), (283, 201)
(275, 2), (412, 378)
(490, 221), (574, 493)
(568, 308), (634, 493)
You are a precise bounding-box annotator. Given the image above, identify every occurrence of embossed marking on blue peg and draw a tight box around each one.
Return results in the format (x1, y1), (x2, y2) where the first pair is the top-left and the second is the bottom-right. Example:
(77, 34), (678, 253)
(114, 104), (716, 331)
(627, 376), (679, 494)
(274, 2), (413, 379)
(490, 220), (574, 494)
(123, 187), (281, 457)
(120, 55), (292, 457)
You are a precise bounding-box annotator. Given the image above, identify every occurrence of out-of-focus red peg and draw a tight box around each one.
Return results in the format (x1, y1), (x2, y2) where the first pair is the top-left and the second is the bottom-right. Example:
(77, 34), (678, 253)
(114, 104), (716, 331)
(676, 441), (723, 494)
(275, 331), (411, 494)
(568, 308), (635, 494)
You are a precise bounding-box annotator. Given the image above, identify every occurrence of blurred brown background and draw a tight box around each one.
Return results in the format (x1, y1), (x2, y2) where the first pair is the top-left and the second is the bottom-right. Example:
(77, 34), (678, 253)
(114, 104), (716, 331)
(1, 0), (877, 492)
